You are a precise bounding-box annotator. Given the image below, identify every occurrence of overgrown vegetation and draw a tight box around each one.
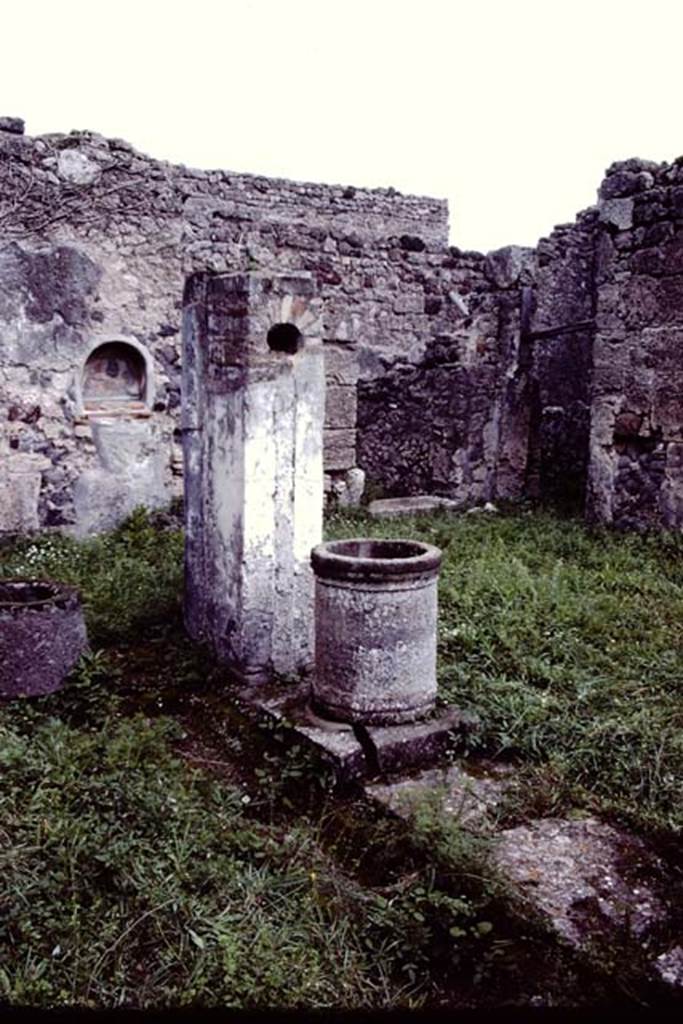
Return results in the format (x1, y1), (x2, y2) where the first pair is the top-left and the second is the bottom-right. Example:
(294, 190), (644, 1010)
(1, 507), (183, 645)
(1, 711), (444, 1008)
(0, 504), (680, 1007)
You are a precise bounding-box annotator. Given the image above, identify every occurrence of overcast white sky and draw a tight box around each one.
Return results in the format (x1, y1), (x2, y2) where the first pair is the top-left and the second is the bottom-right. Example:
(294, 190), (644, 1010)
(1, 0), (681, 251)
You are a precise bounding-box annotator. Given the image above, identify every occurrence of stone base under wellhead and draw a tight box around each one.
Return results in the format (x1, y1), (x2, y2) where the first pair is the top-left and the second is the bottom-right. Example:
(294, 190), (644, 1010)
(235, 678), (480, 785)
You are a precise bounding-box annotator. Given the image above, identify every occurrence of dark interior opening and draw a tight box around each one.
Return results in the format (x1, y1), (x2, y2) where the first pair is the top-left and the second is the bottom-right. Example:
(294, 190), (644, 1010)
(327, 539), (426, 561)
(267, 322), (303, 355)
(0, 580), (61, 608)
(83, 342), (146, 410)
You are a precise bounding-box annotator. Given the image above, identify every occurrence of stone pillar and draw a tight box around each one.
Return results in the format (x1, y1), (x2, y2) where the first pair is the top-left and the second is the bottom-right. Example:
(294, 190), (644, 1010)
(182, 271), (324, 683)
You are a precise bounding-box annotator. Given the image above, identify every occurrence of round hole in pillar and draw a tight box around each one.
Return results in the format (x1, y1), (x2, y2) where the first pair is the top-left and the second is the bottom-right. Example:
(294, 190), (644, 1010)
(267, 322), (303, 355)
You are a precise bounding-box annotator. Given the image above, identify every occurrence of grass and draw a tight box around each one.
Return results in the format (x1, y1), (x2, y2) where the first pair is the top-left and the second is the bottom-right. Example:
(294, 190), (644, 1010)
(0, 506), (184, 645)
(0, 504), (681, 1007)
(0, 712), (420, 1008)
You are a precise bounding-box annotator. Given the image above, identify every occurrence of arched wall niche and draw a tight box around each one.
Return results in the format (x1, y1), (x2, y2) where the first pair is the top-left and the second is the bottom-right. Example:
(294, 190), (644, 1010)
(75, 337), (154, 418)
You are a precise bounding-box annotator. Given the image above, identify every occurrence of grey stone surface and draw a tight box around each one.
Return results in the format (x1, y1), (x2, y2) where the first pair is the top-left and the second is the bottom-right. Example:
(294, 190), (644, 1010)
(324, 344), (359, 386)
(322, 428), (356, 471)
(524, 214), (596, 509)
(0, 449), (51, 533)
(366, 707), (481, 775)
(366, 760), (513, 831)
(0, 579), (88, 696)
(654, 945), (683, 990)
(368, 765), (681, 986)
(326, 467), (366, 508)
(324, 386), (357, 429)
(294, 719), (368, 782)
(598, 197), (634, 230)
(183, 272), (324, 682)
(465, 500), (498, 514)
(239, 682), (481, 782)
(72, 418), (168, 537)
(0, 117), (25, 135)
(236, 681), (368, 783)
(311, 538), (441, 725)
(493, 817), (673, 951)
(586, 161), (683, 530)
(0, 126), (445, 534)
(485, 245), (534, 289)
(368, 495), (460, 518)
(57, 149), (101, 186)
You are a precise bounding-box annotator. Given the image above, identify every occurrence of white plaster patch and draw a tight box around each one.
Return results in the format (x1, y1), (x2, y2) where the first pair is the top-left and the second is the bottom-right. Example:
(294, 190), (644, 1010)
(57, 149), (101, 186)
(598, 197), (634, 231)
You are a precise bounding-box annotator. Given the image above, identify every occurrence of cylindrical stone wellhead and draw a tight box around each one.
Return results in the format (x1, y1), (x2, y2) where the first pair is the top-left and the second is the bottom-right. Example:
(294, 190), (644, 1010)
(0, 579), (88, 698)
(310, 538), (442, 725)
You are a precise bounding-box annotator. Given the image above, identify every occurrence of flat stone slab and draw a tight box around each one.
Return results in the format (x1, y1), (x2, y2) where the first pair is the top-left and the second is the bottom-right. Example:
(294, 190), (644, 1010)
(493, 816), (672, 950)
(367, 495), (460, 518)
(366, 768), (682, 992)
(366, 760), (514, 831)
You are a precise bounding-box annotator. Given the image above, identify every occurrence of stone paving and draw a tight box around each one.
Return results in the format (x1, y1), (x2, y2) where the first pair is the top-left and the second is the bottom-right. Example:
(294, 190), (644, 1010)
(366, 760), (683, 994)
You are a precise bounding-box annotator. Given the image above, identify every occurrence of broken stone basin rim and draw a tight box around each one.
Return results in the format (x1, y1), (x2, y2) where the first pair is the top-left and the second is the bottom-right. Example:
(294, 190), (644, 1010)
(0, 579), (88, 698)
(310, 538), (442, 726)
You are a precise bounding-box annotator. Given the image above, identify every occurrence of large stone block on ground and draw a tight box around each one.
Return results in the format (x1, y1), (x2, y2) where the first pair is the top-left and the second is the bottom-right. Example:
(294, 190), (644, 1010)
(368, 495), (460, 518)
(367, 763), (682, 992)
(493, 817), (676, 959)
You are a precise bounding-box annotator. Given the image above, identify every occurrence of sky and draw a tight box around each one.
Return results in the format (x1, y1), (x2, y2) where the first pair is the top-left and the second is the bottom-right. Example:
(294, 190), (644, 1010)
(1, 0), (681, 252)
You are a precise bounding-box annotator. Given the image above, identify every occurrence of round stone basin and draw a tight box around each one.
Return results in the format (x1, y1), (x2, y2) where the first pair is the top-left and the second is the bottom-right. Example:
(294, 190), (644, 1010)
(0, 578), (88, 698)
(0, 579), (68, 608)
(310, 538), (442, 725)
(311, 538), (441, 583)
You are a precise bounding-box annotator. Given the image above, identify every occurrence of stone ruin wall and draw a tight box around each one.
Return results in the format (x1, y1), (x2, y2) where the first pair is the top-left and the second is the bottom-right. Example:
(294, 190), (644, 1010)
(589, 159), (683, 529)
(359, 160), (683, 532)
(0, 119), (681, 534)
(0, 123), (450, 533)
